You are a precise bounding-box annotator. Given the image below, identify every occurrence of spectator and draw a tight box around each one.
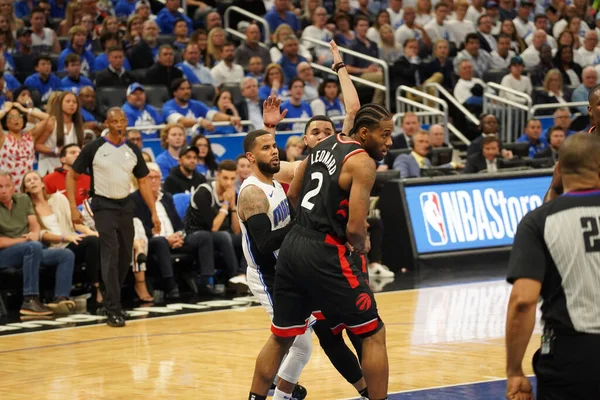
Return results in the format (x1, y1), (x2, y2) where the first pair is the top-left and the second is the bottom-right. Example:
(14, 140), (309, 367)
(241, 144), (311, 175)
(265, 0), (300, 33)
(391, 38), (424, 91)
(454, 33), (492, 78)
(556, 31), (583, 65)
(58, 26), (96, 78)
(128, 20), (160, 70)
(81, 0), (108, 25)
(554, 45), (583, 86)
(94, 47), (134, 87)
(424, 3), (451, 43)
(464, 135), (507, 173)
(516, 119), (548, 157)
(30, 7), (61, 54)
(122, 82), (164, 138)
(133, 162), (219, 297)
(204, 27), (228, 68)
(345, 15), (385, 105)
(184, 160), (247, 288)
(521, 29), (549, 67)
(542, 107), (576, 139)
(245, 56), (265, 85)
(58, 2), (83, 37)
(534, 69), (572, 114)
(24, 55), (61, 103)
(333, 13), (355, 47)
(499, 56), (532, 104)
(354, 0), (374, 22)
(210, 90), (241, 135)
(155, 0), (192, 34)
(0, 171), (75, 316)
(79, 86), (107, 125)
(284, 135), (305, 162)
(499, 0), (517, 21)
(235, 24), (272, 70)
(210, 42), (245, 87)
(415, 0), (433, 26)
(234, 154), (251, 193)
(155, 123), (186, 180)
(392, 112), (421, 149)
(525, 15), (556, 49)
(280, 78), (313, 131)
(491, 34), (517, 69)
(378, 24), (403, 65)
(277, 35), (307, 84)
(237, 77), (263, 131)
(386, 0), (404, 30)
(310, 78), (345, 129)
(172, 19), (189, 51)
(393, 130), (431, 177)
(13, 86), (50, 132)
(94, 33), (132, 72)
(61, 54), (95, 94)
(572, 66), (598, 115)
(22, 170), (101, 304)
(513, 1), (535, 38)
(162, 78), (239, 133)
(259, 63), (289, 101)
(270, 24), (312, 64)
(296, 62), (321, 102)
(530, 44), (555, 87)
(98, 15), (125, 40)
(447, 1), (476, 47)
(429, 124), (448, 148)
(14, 27), (35, 77)
(421, 39), (454, 90)
(577, 31), (600, 66)
(466, 0), (486, 25)
(191, 134), (218, 177)
(394, 6), (432, 50)
(302, 7), (334, 65)
(134, 0), (155, 22)
(123, 15), (144, 50)
(204, 10), (222, 32)
(453, 59), (488, 111)
(163, 145), (207, 195)
(298, 0), (321, 29)
(144, 44), (184, 88)
(535, 126), (564, 163)
(50, 0), (66, 19)
(176, 42), (215, 86)
(36, 92), (85, 176)
(115, 0), (138, 18)
(467, 113), (514, 158)
(0, 57), (21, 92)
(366, 10), (390, 45)
(43, 144), (91, 206)
(126, 129), (143, 149)
(79, 13), (97, 52)
(500, 19), (527, 54)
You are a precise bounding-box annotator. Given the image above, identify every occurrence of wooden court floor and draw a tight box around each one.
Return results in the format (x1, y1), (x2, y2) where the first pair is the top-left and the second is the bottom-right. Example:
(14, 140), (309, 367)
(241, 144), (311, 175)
(0, 280), (541, 399)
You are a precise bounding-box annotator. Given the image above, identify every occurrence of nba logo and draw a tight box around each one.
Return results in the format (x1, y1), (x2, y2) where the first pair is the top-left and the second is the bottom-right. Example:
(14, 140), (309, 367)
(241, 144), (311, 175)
(420, 192), (448, 246)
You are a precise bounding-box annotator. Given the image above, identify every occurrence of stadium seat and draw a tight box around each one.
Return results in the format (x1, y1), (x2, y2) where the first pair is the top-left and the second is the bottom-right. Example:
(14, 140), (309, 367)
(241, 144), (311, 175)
(58, 36), (69, 50)
(173, 193), (191, 221)
(192, 84), (216, 107)
(157, 35), (176, 46)
(96, 86), (127, 110)
(144, 85), (171, 109)
(483, 68), (509, 84)
(129, 68), (147, 83)
(49, 53), (59, 72)
(221, 83), (242, 105)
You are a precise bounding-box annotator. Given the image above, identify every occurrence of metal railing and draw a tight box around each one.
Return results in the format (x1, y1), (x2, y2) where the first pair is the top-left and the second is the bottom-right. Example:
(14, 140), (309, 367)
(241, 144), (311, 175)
(530, 101), (588, 117)
(423, 82), (480, 127)
(310, 62), (387, 90)
(487, 82), (532, 107)
(224, 6), (271, 46)
(302, 37), (391, 110)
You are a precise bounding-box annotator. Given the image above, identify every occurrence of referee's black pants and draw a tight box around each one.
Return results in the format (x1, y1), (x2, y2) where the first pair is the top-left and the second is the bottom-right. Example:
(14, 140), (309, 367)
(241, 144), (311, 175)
(533, 334), (600, 399)
(94, 208), (134, 314)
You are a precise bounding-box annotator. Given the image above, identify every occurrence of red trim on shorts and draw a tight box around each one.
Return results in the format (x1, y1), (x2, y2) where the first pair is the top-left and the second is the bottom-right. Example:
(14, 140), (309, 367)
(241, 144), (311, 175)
(343, 148), (366, 164)
(337, 133), (361, 145)
(325, 234), (345, 246)
(325, 234), (359, 288)
(360, 254), (367, 274)
(330, 318), (380, 335)
(312, 311), (325, 320)
(271, 323), (309, 337)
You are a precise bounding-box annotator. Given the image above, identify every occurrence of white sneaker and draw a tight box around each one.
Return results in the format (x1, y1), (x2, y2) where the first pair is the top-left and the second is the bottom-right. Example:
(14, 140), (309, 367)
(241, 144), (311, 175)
(228, 275), (247, 285)
(368, 263), (395, 278)
(228, 275), (249, 294)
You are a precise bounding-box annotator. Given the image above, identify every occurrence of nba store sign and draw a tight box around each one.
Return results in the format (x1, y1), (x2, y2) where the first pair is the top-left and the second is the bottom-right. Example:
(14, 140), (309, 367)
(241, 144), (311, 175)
(404, 175), (552, 254)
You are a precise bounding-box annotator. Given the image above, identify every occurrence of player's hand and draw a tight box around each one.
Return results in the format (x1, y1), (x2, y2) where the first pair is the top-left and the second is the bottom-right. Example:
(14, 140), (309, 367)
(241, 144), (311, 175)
(505, 375), (533, 400)
(359, 235), (371, 255)
(71, 207), (83, 225)
(263, 95), (288, 128)
(330, 40), (343, 66)
(151, 213), (161, 236)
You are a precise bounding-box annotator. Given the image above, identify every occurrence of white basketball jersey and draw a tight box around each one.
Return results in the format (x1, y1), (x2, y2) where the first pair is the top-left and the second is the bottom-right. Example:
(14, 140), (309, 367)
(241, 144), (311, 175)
(239, 175), (291, 271)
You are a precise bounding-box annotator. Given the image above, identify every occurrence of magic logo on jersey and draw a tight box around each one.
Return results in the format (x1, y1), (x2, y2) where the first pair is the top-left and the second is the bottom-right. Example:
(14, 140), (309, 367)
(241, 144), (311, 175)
(405, 176), (552, 253)
(273, 198), (290, 228)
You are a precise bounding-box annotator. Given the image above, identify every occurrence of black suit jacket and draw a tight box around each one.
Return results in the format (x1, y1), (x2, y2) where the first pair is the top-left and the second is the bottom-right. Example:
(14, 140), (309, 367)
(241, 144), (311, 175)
(143, 63), (183, 88)
(464, 154), (506, 174)
(476, 31), (493, 53)
(236, 98), (263, 122)
(532, 89), (573, 115)
(128, 40), (156, 70)
(391, 133), (409, 149)
(421, 57), (455, 90)
(94, 68), (135, 87)
(390, 56), (419, 89)
(132, 190), (183, 239)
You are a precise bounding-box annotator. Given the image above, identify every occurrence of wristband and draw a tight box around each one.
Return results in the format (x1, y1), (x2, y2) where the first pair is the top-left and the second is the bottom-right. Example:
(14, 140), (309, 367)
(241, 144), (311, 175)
(264, 123), (276, 129)
(333, 62), (346, 73)
(197, 117), (204, 125)
(219, 208), (229, 215)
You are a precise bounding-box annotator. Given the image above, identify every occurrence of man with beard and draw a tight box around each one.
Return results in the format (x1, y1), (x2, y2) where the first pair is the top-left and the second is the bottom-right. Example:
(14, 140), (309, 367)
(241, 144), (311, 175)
(163, 145), (207, 195)
(210, 42), (245, 87)
(128, 20), (160, 70)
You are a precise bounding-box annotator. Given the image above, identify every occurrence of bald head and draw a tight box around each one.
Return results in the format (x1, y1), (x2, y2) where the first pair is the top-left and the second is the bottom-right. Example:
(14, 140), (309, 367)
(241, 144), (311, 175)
(106, 107), (128, 136)
(429, 124), (445, 147)
(582, 66), (598, 89)
(559, 133), (600, 192)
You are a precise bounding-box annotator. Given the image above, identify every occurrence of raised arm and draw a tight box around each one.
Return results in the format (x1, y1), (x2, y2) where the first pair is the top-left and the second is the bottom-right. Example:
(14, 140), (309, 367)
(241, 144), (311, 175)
(287, 157), (308, 209)
(330, 40), (360, 134)
(262, 95), (288, 135)
(346, 153), (376, 253)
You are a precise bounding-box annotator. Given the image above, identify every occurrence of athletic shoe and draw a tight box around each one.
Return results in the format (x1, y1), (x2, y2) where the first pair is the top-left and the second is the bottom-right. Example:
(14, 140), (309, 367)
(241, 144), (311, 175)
(368, 262), (395, 278)
(369, 276), (395, 293)
(107, 312), (126, 327)
(47, 297), (76, 314)
(292, 384), (307, 400)
(20, 297), (53, 316)
(228, 274), (249, 294)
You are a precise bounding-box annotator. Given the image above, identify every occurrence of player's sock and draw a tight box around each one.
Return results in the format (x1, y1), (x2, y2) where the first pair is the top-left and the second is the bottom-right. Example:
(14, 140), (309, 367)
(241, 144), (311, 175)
(273, 388), (293, 400)
(248, 393), (267, 400)
(358, 387), (369, 397)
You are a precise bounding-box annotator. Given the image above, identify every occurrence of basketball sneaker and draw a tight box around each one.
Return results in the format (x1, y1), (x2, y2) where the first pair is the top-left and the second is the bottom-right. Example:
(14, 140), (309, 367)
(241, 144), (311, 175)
(368, 262), (395, 278)
(292, 384), (307, 400)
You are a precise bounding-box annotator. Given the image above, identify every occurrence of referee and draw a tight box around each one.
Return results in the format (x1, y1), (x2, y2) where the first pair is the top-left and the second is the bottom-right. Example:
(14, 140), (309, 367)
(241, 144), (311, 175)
(505, 132), (600, 400)
(66, 107), (160, 327)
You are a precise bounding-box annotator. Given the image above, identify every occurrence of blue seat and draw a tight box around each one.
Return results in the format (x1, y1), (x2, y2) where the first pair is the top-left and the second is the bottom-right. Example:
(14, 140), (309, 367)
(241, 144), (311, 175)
(173, 193), (191, 221)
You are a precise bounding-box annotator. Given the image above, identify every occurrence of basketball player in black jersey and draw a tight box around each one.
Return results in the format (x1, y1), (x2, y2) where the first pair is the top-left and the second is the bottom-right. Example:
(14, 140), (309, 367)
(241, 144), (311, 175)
(248, 97), (393, 400)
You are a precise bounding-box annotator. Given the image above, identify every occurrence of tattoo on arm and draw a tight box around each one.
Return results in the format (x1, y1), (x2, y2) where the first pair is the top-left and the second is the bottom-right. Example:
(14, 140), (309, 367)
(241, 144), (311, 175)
(238, 185), (270, 222)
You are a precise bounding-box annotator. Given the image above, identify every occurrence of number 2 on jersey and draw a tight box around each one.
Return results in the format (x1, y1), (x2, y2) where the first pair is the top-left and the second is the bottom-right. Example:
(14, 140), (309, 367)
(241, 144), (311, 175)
(301, 172), (324, 211)
(581, 217), (600, 252)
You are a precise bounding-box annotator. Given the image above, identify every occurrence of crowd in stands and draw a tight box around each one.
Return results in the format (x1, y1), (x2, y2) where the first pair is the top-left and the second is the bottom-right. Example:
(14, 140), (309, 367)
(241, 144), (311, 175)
(1, 0), (599, 315)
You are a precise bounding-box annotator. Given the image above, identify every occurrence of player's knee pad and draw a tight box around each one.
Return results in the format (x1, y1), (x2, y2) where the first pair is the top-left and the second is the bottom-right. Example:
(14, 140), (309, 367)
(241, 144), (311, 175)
(277, 329), (313, 383)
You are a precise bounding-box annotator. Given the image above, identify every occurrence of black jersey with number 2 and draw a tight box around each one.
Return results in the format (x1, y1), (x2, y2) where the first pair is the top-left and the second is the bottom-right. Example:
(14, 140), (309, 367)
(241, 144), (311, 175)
(296, 133), (366, 241)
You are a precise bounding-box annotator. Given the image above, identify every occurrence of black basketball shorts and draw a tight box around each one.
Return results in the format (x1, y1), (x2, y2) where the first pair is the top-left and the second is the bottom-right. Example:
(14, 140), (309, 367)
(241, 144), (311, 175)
(271, 225), (384, 339)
